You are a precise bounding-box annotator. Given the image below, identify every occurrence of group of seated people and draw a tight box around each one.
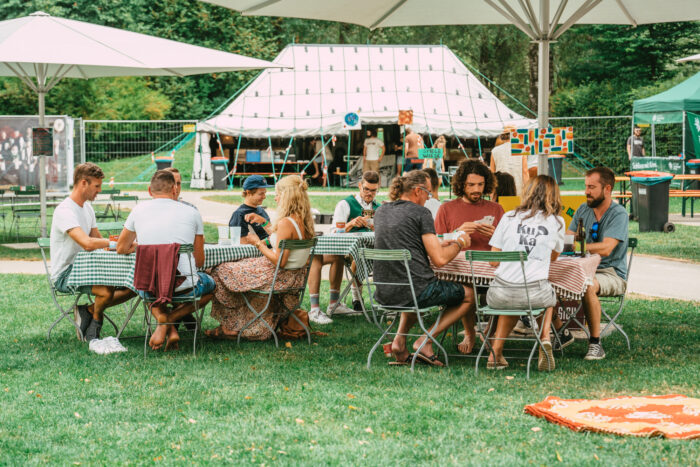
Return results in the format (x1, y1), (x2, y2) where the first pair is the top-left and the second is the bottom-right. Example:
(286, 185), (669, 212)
(50, 158), (629, 369)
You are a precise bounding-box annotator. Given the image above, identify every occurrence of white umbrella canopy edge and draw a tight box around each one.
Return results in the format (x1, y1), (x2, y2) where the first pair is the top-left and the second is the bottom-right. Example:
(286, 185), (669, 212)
(677, 53), (700, 63)
(203, 0), (700, 173)
(0, 11), (281, 236)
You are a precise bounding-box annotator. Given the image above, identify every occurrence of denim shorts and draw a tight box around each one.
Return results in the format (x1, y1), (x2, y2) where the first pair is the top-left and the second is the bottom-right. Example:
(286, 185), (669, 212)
(53, 265), (93, 295)
(486, 277), (557, 310)
(416, 280), (465, 309)
(137, 271), (216, 301)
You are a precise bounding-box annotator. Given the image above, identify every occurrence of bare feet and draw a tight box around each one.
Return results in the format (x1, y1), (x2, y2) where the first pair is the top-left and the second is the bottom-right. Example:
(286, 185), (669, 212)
(457, 334), (475, 355)
(165, 325), (180, 351)
(390, 339), (410, 364)
(149, 324), (167, 350)
(204, 326), (238, 340)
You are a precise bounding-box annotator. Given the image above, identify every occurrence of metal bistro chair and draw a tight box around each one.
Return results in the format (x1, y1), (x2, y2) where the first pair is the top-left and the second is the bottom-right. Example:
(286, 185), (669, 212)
(556, 237), (638, 350)
(96, 221), (125, 236)
(359, 248), (449, 372)
(140, 244), (209, 356)
(37, 238), (118, 340)
(466, 250), (552, 379)
(237, 238), (318, 347)
(96, 188), (121, 221)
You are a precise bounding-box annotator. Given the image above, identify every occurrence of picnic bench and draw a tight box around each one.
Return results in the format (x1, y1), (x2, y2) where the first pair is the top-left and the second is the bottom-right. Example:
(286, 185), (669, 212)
(614, 175), (700, 217)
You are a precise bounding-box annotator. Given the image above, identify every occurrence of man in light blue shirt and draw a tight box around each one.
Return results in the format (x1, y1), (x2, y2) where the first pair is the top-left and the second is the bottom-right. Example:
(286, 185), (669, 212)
(564, 167), (628, 362)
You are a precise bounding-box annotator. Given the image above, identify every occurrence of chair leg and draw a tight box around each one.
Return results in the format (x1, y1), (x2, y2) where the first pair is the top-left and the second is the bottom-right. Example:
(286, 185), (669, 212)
(601, 298), (630, 350)
(413, 310), (448, 370)
(238, 293), (277, 347)
(368, 318), (397, 370)
(117, 298), (141, 338)
(47, 294), (82, 340)
(143, 302), (152, 357)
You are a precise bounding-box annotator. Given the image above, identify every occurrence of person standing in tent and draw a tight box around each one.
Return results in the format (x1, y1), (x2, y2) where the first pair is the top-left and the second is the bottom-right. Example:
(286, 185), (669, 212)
(362, 128), (385, 174)
(490, 126), (528, 196)
(423, 135), (447, 173)
(403, 127), (424, 173)
(627, 127), (645, 160)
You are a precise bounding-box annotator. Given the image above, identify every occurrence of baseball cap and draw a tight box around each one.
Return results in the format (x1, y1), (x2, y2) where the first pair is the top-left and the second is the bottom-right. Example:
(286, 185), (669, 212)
(243, 174), (271, 191)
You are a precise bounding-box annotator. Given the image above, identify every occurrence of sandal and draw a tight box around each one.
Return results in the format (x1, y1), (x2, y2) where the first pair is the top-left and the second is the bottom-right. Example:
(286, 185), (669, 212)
(388, 353), (413, 366)
(414, 352), (445, 367)
(204, 327), (238, 340)
(486, 356), (509, 370)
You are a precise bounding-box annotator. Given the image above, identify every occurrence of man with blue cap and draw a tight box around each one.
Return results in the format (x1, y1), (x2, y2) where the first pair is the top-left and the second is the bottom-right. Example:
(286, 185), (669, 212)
(229, 175), (272, 246)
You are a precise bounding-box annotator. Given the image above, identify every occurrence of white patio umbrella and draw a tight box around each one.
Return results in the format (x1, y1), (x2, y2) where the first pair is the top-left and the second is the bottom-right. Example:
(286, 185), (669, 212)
(0, 11), (279, 236)
(203, 0), (700, 173)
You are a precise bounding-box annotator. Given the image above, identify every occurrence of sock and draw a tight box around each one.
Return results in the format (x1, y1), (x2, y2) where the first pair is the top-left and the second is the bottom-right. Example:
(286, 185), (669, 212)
(351, 285), (362, 302)
(329, 289), (340, 306)
(589, 336), (600, 345)
(310, 294), (320, 311)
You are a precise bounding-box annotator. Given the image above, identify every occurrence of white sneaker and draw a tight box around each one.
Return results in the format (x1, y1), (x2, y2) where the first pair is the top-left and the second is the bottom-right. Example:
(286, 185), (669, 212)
(329, 303), (356, 315)
(309, 308), (333, 325)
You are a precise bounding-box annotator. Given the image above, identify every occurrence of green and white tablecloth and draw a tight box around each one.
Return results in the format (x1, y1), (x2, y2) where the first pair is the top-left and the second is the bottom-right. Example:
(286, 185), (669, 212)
(66, 244), (261, 290)
(65, 235), (375, 290)
(314, 232), (375, 280)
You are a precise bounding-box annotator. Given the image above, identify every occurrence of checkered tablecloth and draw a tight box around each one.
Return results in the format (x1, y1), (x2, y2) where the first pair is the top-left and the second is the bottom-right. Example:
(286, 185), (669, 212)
(66, 244), (261, 290)
(315, 232), (375, 280)
(432, 254), (601, 300)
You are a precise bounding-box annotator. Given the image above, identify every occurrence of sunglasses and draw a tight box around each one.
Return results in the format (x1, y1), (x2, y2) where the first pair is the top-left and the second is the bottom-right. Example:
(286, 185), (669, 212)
(590, 222), (600, 242)
(417, 186), (433, 199)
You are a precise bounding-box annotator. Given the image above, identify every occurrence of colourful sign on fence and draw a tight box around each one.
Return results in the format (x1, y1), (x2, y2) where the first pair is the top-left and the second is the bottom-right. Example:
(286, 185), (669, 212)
(510, 127), (574, 156)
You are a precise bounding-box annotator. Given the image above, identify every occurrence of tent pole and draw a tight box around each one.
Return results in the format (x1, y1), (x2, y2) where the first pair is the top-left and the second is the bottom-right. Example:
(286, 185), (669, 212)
(652, 123), (656, 157)
(279, 136), (294, 179)
(346, 131), (351, 187)
(229, 133), (242, 190)
(267, 136), (277, 183)
(682, 111), (687, 172)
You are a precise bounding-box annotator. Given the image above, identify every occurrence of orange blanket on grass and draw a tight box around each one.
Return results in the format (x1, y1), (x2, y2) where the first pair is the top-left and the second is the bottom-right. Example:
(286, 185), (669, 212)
(525, 395), (700, 439)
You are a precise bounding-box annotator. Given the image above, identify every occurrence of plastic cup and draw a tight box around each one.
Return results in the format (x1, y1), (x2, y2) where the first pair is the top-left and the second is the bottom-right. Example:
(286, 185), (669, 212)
(230, 226), (241, 245)
(218, 226), (231, 245)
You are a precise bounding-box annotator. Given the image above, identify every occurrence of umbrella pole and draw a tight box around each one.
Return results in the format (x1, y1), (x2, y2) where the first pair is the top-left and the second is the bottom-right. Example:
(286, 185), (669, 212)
(536, 0), (551, 176)
(38, 89), (47, 237)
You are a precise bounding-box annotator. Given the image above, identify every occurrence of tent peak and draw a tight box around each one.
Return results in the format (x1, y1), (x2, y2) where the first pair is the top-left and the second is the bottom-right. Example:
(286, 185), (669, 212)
(30, 11), (50, 17)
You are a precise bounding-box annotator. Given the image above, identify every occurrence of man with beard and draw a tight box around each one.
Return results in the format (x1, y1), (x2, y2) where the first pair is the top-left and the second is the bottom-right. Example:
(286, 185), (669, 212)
(561, 167), (628, 361)
(434, 159), (504, 354)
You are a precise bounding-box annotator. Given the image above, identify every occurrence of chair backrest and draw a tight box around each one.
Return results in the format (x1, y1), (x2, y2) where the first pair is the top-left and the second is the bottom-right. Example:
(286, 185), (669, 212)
(625, 237), (638, 289)
(37, 237), (54, 287)
(358, 248), (424, 312)
(96, 221), (124, 234)
(464, 249), (534, 311)
(278, 238), (317, 270)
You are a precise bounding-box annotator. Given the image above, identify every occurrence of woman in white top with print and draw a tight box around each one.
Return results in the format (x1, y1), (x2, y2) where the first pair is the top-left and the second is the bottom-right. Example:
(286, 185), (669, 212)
(485, 175), (565, 371)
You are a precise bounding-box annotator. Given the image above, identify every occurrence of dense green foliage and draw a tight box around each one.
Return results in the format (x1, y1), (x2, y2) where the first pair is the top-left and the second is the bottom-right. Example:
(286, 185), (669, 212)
(2, 1), (699, 121)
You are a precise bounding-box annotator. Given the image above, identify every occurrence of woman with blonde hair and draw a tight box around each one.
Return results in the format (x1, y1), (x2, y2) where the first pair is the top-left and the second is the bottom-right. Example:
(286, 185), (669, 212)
(206, 175), (315, 340)
(484, 175), (565, 371)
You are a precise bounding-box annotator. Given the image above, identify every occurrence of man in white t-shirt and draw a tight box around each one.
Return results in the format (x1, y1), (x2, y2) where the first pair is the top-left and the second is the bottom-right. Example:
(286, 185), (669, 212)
(117, 170), (215, 351)
(306, 171), (380, 324)
(50, 163), (137, 342)
(362, 129), (385, 174)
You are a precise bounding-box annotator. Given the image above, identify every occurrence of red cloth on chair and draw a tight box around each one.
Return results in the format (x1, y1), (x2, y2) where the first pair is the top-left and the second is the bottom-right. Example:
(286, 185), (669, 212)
(134, 243), (181, 307)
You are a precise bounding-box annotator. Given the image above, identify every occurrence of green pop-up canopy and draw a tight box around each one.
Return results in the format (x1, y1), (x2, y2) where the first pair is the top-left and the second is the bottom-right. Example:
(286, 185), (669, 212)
(633, 72), (700, 125)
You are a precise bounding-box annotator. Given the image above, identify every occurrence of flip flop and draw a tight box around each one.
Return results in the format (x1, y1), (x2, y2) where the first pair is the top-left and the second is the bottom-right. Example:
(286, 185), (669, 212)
(486, 357), (509, 370)
(413, 352), (444, 367)
(388, 353), (413, 366)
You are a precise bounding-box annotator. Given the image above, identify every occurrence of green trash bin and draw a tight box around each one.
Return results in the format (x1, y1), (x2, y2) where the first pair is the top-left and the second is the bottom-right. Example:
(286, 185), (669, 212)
(155, 157), (173, 171)
(211, 157), (230, 190)
(628, 171), (675, 233)
(687, 159), (700, 190)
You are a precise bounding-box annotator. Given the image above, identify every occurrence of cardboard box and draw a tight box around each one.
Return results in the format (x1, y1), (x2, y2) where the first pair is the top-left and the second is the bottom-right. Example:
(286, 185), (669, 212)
(233, 148), (246, 162)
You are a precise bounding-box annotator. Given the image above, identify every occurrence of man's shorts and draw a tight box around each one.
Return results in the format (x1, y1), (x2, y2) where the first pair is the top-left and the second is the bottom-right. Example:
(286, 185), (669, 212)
(416, 280), (465, 309)
(136, 272), (216, 301)
(364, 159), (379, 173)
(53, 265), (93, 295)
(595, 267), (627, 297)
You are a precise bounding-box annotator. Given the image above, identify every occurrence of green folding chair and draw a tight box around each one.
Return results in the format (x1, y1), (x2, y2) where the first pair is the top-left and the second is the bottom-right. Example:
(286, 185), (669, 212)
(556, 237), (638, 350)
(96, 221), (125, 236)
(466, 250), (552, 379)
(96, 188), (121, 220)
(38, 237), (88, 340)
(112, 194), (138, 220)
(139, 244), (210, 356)
(358, 248), (448, 372)
(237, 238), (318, 347)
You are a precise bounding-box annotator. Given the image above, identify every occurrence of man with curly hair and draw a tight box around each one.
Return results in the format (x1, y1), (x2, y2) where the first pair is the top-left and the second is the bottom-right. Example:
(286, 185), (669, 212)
(434, 159), (505, 354)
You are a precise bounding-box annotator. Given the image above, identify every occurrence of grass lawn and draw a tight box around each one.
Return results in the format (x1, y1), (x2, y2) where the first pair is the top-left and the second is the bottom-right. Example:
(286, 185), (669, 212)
(1, 274), (699, 464)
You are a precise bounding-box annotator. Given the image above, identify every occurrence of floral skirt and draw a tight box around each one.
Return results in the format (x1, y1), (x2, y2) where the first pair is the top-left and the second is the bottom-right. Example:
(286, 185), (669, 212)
(210, 256), (305, 341)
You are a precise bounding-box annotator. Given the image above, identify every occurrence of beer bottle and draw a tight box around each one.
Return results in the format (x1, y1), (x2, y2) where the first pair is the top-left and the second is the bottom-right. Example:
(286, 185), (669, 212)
(577, 219), (586, 257)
